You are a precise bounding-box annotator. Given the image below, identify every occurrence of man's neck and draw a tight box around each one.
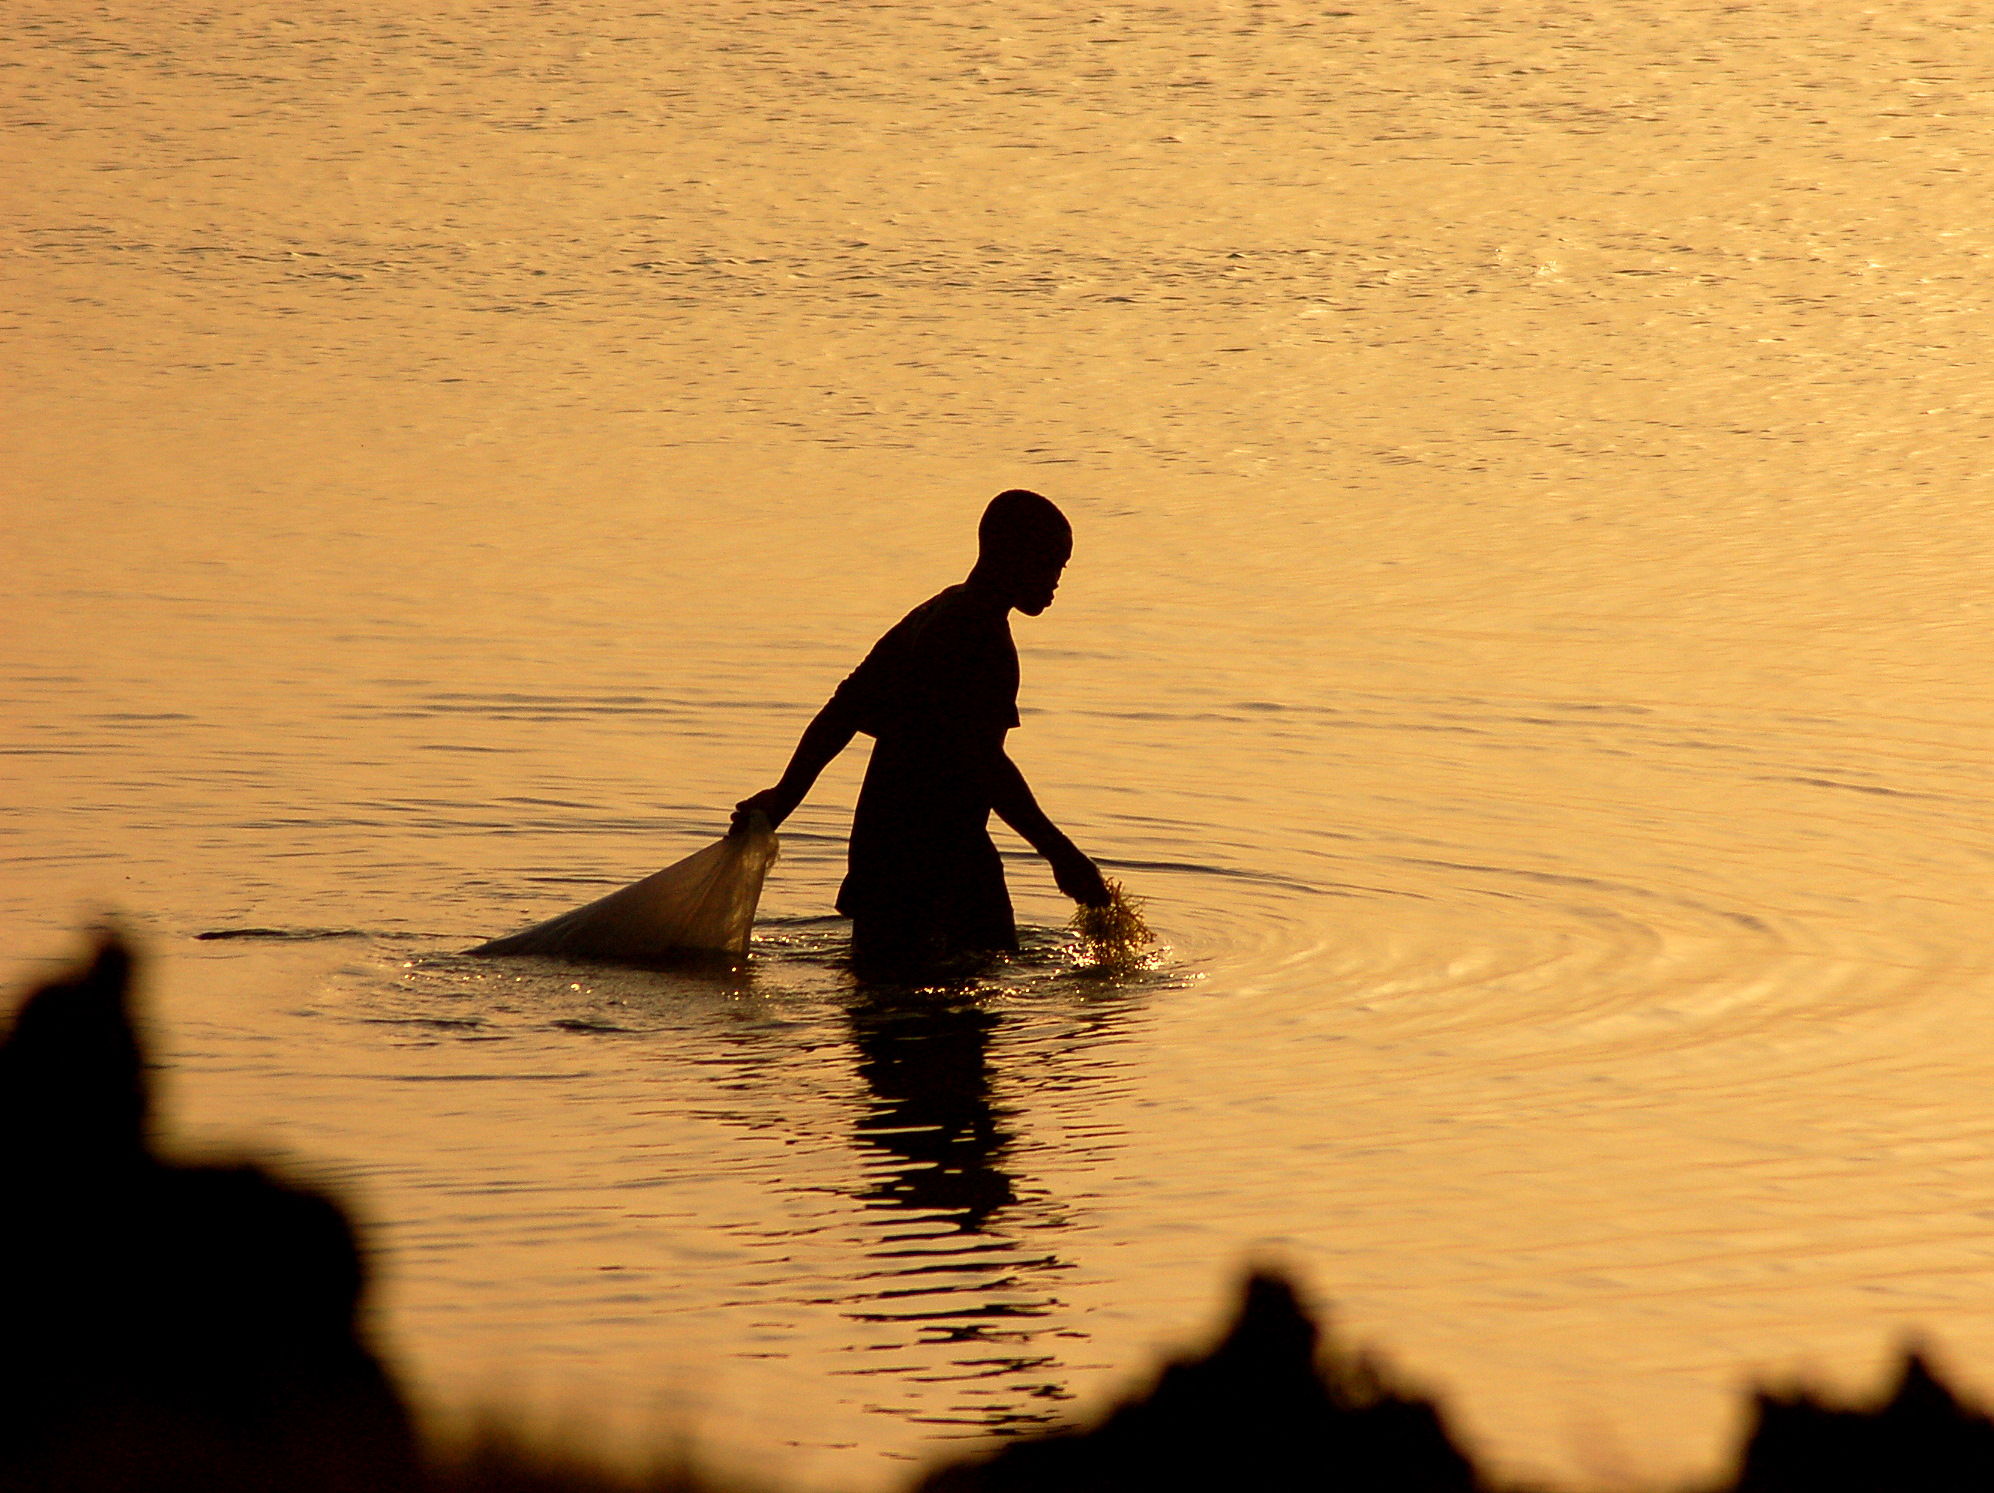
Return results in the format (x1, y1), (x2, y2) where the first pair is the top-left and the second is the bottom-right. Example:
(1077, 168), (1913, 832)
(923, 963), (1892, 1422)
(961, 567), (1016, 613)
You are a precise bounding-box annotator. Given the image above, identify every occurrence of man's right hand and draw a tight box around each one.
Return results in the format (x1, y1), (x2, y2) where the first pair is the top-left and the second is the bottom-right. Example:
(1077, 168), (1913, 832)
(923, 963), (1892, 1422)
(732, 786), (800, 833)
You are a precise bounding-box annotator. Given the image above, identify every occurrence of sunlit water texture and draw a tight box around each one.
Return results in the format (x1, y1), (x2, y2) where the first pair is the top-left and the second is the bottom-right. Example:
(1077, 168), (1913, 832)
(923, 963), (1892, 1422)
(9, 2), (1994, 1487)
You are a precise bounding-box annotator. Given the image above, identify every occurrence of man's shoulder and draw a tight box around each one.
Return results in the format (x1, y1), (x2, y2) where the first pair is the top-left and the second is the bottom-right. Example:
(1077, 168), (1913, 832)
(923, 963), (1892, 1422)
(905, 583), (977, 621)
(879, 585), (1006, 647)
(834, 584), (1018, 735)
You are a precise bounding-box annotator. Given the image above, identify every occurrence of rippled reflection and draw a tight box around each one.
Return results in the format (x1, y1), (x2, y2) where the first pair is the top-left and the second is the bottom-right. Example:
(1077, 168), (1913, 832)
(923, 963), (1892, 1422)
(849, 987), (1016, 1229)
(831, 964), (1116, 1436)
(341, 929), (1151, 1446)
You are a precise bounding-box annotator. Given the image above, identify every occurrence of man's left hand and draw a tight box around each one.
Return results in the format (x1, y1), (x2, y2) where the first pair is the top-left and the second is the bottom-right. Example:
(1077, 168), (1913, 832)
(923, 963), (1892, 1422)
(1050, 845), (1110, 907)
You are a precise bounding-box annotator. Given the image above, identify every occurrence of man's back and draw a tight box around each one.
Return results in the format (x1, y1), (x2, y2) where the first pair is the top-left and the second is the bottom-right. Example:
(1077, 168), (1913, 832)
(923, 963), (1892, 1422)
(832, 584), (1020, 752)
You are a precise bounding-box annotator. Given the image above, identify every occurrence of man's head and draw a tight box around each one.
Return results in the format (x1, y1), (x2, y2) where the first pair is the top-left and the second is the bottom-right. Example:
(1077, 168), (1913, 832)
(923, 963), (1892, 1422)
(975, 489), (1072, 615)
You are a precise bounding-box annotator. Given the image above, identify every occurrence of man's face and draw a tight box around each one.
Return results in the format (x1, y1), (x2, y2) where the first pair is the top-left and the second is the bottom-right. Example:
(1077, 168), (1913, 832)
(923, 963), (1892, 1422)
(1011, 549), (1070, 615)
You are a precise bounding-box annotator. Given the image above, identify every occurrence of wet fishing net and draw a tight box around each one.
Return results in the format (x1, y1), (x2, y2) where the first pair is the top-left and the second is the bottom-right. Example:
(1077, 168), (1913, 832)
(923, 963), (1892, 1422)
(471, 813), (779, 966)
(1069, 878), (1157, 972)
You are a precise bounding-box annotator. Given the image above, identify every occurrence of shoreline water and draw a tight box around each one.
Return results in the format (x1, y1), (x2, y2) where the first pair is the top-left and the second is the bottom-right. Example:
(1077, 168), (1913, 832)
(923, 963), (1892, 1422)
(12, 930), (1994, 1493)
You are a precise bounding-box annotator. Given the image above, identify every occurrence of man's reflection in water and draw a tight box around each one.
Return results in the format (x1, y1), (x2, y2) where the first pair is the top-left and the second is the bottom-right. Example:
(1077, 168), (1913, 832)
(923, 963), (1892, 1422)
(850, 987), (1015, 1226)
(841, 981), (1071, 1435)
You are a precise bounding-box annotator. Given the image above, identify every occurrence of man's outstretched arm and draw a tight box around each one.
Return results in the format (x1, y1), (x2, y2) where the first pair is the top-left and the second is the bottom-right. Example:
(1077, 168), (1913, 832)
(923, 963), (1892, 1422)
(734, 697), (860, 830)
(990, 752), (1110, 906)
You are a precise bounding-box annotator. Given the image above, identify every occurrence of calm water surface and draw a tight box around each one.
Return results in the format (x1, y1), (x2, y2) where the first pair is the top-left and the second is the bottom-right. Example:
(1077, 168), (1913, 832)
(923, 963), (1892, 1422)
(10, 3), (1994, 1487)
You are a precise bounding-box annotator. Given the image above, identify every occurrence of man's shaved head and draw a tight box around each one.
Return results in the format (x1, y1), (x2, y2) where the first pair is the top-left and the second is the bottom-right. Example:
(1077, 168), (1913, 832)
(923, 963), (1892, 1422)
(978, 489), (1072, 565)
(972, 489), (1072, 615)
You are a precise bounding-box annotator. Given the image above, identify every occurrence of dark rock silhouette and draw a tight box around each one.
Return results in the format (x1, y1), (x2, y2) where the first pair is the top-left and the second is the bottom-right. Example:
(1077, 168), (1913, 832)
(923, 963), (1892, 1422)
(918, 1269), (1479, 1493)
(0, 930), (418, 1493)
(1728, 1346), (1994, 1493)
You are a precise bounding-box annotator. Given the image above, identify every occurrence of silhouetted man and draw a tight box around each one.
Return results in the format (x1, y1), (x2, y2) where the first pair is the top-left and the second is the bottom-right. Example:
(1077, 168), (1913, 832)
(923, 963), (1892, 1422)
(737, 489), (1109, 975)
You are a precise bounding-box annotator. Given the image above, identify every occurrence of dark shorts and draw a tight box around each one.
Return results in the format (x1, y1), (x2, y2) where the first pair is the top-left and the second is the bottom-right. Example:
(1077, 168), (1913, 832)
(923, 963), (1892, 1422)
(838, 743), (1017, 976)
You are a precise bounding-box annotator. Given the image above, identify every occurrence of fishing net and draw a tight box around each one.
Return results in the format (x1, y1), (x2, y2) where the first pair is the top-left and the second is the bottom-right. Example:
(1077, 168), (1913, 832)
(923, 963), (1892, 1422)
(471, 814), (779, 966)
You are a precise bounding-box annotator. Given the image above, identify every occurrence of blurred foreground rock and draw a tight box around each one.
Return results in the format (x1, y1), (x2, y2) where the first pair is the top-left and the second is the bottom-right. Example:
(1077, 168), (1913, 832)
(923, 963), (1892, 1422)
(0, 933), (416, 1493)
(918, 1268), (1477, 1493)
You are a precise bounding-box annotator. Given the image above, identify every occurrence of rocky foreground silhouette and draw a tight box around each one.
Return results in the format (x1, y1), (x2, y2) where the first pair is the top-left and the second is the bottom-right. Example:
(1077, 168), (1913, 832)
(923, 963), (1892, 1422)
(3, 933), (1991, 1493)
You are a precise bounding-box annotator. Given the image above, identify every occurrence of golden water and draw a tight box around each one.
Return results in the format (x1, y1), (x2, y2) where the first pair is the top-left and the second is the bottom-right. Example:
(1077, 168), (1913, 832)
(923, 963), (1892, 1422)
(9, 2), (1994, 1486)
